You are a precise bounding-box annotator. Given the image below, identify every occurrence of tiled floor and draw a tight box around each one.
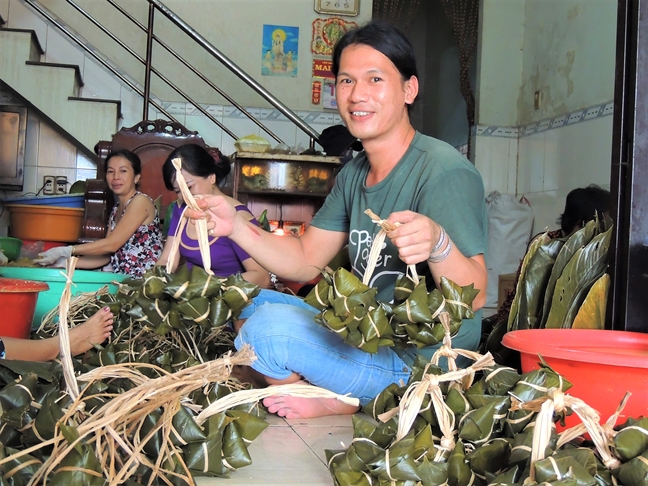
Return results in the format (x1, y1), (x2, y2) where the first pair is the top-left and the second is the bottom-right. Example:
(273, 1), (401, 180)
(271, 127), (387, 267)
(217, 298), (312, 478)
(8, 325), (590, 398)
(196, 413), (355, 486)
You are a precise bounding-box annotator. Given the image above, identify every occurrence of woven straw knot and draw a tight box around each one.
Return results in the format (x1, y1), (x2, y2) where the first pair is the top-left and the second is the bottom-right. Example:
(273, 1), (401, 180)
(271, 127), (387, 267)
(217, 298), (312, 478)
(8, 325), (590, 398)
(440, 436), (455, 451)
(424, 374), (440, 389)
(548, 388), (566, 413)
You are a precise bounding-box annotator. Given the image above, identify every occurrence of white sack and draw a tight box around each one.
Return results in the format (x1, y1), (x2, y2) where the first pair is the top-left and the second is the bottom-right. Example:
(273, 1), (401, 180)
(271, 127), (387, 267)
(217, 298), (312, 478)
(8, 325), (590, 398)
(485, 191), (534, 309)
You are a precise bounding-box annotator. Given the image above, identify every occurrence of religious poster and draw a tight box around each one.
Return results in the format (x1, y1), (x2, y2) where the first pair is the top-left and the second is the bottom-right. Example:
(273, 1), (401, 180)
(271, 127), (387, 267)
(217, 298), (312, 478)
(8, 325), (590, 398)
(311, 17), (359, 57)
(262, 24), (299, 77)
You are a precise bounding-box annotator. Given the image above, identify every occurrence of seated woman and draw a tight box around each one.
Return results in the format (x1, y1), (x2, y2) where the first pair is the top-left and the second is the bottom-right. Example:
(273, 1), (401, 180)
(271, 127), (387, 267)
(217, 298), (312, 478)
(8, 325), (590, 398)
(34, 150), (164, 278)
(157, 144), (270, 289)
(0, 307), (113, 361)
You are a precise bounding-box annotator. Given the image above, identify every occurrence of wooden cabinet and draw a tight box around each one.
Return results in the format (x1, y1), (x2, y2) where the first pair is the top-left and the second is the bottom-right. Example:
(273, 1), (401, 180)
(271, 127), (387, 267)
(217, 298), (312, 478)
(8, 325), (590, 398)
(230, 152), (341, 226)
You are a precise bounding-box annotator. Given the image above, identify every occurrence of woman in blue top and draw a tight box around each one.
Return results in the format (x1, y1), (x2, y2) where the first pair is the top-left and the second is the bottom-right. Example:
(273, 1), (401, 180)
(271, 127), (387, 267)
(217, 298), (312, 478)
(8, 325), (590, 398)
(157, 144), (270, 289)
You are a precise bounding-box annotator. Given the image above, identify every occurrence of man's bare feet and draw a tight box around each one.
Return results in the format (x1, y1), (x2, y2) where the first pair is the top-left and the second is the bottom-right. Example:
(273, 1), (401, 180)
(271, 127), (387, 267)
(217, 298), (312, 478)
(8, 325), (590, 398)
(69, 307), (113, 356)
(262, 380), (360, 419)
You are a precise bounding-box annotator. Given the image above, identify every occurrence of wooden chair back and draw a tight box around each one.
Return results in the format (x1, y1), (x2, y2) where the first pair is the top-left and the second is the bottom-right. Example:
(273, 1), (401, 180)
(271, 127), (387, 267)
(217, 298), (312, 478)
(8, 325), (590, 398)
(81, 119), (224, 242)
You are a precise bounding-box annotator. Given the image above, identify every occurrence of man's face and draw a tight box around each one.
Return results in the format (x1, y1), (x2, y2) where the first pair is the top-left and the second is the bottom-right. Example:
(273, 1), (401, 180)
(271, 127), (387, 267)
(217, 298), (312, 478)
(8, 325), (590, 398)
(335, 44), (417, 145)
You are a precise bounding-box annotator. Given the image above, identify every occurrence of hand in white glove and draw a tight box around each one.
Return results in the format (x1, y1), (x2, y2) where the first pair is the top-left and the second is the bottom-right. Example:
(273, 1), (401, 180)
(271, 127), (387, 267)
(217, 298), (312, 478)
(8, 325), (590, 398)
(33, 246), (73, 266)
(0, 249), (8, 266)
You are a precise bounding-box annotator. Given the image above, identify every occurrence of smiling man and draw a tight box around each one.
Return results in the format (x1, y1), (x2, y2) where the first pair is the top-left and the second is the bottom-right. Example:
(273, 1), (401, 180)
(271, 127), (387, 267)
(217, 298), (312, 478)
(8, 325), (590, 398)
(187, 21), (488, 418)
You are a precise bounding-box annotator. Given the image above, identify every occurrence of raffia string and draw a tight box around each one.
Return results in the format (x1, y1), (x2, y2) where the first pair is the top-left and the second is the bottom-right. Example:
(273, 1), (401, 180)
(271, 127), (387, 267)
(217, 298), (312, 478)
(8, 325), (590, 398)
(364, 209), (417, 286)
(58, 257), (80, 401)
(167, 157), (213, 275)
(510, 387), (621, 480)
(378, 319), (495, 459)
(196, 384), (360, 425)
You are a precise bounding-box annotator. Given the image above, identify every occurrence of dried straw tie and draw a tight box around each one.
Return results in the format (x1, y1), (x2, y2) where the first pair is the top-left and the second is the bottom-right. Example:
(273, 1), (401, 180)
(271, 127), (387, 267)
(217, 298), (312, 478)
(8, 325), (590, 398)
(167, 157), (213, 275)
(58, 257), (81, 402)
(378, 315), (495, 461)
(510, 387), (622, 481)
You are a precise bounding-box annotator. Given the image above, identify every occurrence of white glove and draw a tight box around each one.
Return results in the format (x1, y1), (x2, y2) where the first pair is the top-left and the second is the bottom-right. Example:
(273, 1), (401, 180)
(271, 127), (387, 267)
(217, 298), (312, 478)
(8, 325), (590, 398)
(0, 249), (7, 266)
(34, 246), (73, 266)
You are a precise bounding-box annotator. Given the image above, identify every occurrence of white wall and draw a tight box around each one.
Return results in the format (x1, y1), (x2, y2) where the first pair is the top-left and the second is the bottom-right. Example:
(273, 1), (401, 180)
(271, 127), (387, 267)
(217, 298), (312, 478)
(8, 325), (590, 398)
(474, 0), (616, 236)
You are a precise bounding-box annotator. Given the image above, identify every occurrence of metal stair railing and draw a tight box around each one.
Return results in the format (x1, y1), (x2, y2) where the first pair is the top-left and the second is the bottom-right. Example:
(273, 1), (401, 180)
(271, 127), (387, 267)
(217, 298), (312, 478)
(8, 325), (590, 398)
(23, 0), (321, 148)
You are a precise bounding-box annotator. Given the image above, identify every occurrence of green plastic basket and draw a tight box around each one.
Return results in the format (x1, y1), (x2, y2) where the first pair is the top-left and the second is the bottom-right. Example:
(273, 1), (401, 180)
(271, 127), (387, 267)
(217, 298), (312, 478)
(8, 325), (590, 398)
(0, 267), (127, 327)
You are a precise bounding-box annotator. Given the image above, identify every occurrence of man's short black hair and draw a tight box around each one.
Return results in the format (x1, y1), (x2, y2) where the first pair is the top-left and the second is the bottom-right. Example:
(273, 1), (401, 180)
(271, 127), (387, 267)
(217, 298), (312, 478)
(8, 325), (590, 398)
(558, 184), (610, 234)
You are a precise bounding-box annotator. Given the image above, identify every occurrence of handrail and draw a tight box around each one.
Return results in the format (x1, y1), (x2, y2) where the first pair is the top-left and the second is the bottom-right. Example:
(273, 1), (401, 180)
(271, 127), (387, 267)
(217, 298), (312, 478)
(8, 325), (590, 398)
(23, 0), (321, 148)
(149, 0), (321, 145)
(22, 0), (177, 123)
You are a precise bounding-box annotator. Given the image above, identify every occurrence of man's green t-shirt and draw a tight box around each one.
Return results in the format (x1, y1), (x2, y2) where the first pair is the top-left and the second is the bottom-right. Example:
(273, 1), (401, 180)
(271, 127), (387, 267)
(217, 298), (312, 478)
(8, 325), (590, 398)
(310, 132), (488, 364)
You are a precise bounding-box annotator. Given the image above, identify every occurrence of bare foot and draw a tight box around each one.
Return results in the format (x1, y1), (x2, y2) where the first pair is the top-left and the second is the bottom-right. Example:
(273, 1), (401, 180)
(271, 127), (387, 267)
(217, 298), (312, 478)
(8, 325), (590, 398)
(69, 307), (114, 356)
(262, 381), (360, 419)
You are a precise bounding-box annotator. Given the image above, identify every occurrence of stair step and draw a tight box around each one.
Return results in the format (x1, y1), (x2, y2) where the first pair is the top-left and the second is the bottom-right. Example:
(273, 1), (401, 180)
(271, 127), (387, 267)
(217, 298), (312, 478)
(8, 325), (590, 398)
(0, 13), (5, 26)
(0, 28), (43, 61)
(26, 60), (83, 95)
(69, 96), (122, 119)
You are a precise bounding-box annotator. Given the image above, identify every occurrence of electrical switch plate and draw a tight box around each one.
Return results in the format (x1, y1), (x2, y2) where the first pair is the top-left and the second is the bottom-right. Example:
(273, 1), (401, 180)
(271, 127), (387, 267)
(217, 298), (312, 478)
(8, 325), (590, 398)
(534, 91), (542, 110)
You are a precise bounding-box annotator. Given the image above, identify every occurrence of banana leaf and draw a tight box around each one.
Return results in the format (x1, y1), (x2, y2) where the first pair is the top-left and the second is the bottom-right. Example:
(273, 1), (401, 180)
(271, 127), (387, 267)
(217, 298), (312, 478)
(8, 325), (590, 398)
(509, 424), (557, 467)
(205, 296), (231, 327)
(141, 272), (168, 299)
(614, 417), (648, 461)
(333, 267), (372, 297)
(0, 359), (61, 383)
(434, 277), (479, 322)
(514, 235), (566, 330)
(534, 448), (598, 486)
(185, 266), (223, 300)
(326, 448), (374, 486)
(226, 410), (268, 442)
(458, 397), (509, 444)
(164, 264), (192, 300)
(447, 441), (475, 486)
(544, 228), (612, 329)
(572, 274), (610, 329)
(367, 431), (420, 482)
(489, 464), (521, 485)
(138, 409), (163, 457)
(22, 390), (69, 445)
(170, 405), (207, 446)
(333, 289), (379, 317)
(0, 422), (21, 448)
(446, 387), (472, 415)
(617, 449), (648, 486)
(417, 457), (448, 485)
(508, 233), (549, 331)
(222, 421), (252, 470)
(50, 443), (105, 486)
(539, 220), (599, 328)
(393, 273), (417, 304)
(127, 297), (171, 326)
(304, 276), (332, 310)
(183, 412), (233, 477)
(221, 274), (261, 318)
(483, 366), (521, 396)
(467, 438), (511, 477)
(176, 297), (211, 325)
(391, 278), (433, 324)
(0, 445), (43, 485)
(363, 383), (402, 419)
(0, 373), (38, 428)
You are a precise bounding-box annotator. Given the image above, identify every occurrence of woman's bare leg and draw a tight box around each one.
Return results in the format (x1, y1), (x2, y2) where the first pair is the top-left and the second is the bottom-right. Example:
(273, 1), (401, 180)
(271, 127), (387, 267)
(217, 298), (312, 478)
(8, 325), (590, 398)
(2, 307), (113, 361)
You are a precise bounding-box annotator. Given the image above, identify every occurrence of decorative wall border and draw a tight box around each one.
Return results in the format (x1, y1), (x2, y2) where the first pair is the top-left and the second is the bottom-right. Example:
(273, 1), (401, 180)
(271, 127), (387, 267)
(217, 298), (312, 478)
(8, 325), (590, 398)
(474, 101), (614, 139)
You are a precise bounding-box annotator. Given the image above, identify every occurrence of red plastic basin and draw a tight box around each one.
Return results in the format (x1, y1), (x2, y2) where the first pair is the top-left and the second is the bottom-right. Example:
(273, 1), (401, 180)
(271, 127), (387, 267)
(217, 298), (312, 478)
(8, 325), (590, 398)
(0, 278), (50, 338)
(503, 329), (648, 427)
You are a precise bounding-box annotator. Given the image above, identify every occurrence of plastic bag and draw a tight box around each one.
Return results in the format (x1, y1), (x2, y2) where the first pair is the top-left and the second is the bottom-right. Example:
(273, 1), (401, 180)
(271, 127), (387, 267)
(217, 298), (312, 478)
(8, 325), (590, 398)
(485, 192), (534, 310)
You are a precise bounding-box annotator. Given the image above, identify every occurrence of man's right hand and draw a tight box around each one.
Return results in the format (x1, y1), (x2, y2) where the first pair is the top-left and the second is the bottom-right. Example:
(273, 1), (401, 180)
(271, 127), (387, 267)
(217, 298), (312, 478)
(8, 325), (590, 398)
(183, 195), (238, 238)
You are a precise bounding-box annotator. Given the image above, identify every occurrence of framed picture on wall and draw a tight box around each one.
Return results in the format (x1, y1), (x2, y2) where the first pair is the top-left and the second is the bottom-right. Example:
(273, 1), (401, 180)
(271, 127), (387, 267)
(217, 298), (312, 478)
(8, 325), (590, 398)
(314, 0), (359, 17)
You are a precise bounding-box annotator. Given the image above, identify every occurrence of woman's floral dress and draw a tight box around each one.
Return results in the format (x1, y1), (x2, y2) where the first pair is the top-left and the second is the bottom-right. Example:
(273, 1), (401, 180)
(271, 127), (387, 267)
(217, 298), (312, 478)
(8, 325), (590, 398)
(108, 192), (163, 278)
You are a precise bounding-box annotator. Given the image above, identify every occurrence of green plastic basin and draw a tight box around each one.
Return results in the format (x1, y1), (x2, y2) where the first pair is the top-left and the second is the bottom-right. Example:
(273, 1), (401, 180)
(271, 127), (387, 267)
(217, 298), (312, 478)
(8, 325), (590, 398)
(0, 267), (127, 327)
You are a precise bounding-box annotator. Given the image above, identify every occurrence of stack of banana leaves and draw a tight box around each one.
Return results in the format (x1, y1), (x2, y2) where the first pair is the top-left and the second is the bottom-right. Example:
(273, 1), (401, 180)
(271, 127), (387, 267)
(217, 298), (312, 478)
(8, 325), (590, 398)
(507, 217), (613, 332)
(304, 268), (478, 354)
(326, 348), (645, 486)
(0, 263), (273, 485)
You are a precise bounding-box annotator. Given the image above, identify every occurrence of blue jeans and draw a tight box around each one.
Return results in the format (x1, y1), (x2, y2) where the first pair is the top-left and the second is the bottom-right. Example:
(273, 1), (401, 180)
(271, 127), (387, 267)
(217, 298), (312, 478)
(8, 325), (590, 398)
(234, 290), (411, 405)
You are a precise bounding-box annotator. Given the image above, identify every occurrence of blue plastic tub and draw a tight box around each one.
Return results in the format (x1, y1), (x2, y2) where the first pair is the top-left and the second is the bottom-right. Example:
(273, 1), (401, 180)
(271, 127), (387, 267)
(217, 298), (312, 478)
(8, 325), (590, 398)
(0, 267), (127, 327)
(1, 194), (85, 208)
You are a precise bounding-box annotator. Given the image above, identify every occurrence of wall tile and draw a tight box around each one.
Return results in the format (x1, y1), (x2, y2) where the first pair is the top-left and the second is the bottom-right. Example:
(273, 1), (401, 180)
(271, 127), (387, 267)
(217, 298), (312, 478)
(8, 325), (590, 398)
(37, 123), (76, 168)
(76, 151), (97, 170)
(24, 110), (41, 167)
(44, 26), (84, 68)
(81, 57), (122, 101)
(473, 135), (518, 195)
(76, 168), (97, 181)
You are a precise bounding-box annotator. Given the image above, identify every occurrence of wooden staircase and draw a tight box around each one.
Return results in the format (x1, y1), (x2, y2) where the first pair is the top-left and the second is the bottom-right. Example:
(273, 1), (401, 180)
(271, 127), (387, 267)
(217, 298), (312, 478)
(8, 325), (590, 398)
(0, 27), (121, 153)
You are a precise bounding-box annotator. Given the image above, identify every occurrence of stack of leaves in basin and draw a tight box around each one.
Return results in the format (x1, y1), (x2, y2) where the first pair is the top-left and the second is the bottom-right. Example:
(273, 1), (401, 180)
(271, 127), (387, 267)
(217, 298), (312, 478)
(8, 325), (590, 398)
(507, 216), (613, 333)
